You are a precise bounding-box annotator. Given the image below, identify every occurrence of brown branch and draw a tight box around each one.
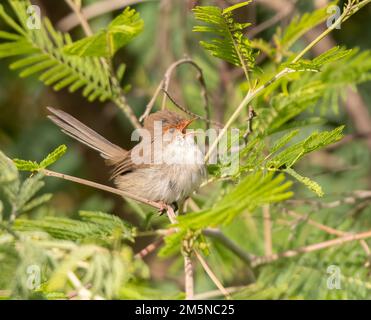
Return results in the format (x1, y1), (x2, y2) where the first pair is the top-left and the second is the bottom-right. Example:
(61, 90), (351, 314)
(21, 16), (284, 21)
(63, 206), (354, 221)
(64, 0), (93, 36)
(262, 205), (272, 256)
(183, 254), (194, 299)
(193, 286), (246, 300)
(202, 228), (255, 282)
(194, 250), (231, 300)
(243, 106), (257, 142)
(58, 0), (157, 32)
(139, 58), (211, 128)
(42, 169), (163, 210)
(286, 190), (371, 209)
(135, 236), (164, 259)
(287, 210), (371, 259)
(251, 230), (371, 267)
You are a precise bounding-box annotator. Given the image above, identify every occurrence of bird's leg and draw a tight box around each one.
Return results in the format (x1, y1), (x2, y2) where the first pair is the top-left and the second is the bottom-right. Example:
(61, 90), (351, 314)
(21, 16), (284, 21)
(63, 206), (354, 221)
(157, 201), (168, 216)
(157, 202), (177, 224)
(172, 202), (179, 213)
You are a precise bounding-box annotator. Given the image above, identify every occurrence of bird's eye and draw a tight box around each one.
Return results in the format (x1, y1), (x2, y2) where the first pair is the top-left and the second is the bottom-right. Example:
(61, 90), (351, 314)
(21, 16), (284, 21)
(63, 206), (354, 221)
(168, 128), (175, 134)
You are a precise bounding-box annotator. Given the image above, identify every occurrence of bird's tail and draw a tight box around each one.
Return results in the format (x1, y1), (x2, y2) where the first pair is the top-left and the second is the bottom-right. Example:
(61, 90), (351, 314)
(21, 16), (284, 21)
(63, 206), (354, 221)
(47, 107), (125, 160)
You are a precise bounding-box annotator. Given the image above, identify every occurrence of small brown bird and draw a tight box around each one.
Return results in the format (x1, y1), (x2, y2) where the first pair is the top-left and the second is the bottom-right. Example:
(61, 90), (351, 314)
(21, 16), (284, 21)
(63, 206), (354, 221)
(47, 107), (206, 207)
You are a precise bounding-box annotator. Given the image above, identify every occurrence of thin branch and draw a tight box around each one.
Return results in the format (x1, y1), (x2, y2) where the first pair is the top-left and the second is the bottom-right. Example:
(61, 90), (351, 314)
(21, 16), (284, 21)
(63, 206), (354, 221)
(203, 228), (256, 283)
(135, 236), (164, 259)
(67, 271), (104, 300)
(64, 0), (93, 36)
(262, 205), (272, 256)
(242, 106), (257, 142)
(193, 286), (246, 300)
(194, 250), (231, 300)
(42, 169), (163, 210)
(287, 210), (371, 259)
(183, 254), (194, 299)
(162, 90), (223, 127)
(140, 58), (211, 128)
(251, 230), (371, 267)
(205, 0), (369, 163)
(286, 190), (371, 209)
(58, 0), (157, 32)
(205, 68), (292, 163)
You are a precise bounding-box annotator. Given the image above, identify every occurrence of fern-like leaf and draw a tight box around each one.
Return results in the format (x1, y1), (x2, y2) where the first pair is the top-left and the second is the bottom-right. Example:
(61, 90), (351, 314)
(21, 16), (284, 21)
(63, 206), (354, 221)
(193, 2), (255, 78)
(0, 1), (113, 102)
(64, 7), (143, 57)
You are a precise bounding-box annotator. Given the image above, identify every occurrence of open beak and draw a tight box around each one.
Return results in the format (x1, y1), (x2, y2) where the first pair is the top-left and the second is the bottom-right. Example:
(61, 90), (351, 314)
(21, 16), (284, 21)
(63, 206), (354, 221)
(179, 117), (197, 133)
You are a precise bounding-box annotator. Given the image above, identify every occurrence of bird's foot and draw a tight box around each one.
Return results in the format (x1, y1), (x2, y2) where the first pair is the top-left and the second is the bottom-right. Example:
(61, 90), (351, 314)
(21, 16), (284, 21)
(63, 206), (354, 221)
(157, 201), (169, 216)
(157, 202), (177, 223)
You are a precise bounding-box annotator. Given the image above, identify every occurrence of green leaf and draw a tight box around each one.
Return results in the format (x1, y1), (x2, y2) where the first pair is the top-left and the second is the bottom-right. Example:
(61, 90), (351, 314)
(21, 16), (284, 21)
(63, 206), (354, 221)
(13, 159), (40, 171)
(0, 1), (113, 103)
(222, 1), (252, 14)
(14, 211), (135, 243)
(283, 47), (353, 72)
(21, 193), (53, 212)
(193, 4), (255, 75)
(279, 1), (338, 50)
(177, 172), (293, 230)
(270, 130), (300, 155)
(268, 126), (344, 168)
(39, 144), (67, 169)
(285, 167), (324, 197)
(0, 151), (18, 183)
(13, 145), (67, 173)
(63, 7), (144, 57)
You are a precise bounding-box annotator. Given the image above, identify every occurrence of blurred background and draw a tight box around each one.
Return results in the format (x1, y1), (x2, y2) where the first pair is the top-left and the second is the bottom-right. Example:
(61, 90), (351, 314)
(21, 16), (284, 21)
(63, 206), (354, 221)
(0, 0), (370, 297)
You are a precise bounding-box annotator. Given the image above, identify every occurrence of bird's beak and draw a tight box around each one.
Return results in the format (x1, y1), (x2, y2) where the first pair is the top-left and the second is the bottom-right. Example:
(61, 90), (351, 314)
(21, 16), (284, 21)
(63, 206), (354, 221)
(180, 117), (197, 133)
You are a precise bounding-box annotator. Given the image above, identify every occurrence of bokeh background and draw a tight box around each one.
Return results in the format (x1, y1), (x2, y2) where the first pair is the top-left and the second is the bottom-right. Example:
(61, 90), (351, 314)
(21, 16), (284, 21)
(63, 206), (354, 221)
(0, 0), (370, 297)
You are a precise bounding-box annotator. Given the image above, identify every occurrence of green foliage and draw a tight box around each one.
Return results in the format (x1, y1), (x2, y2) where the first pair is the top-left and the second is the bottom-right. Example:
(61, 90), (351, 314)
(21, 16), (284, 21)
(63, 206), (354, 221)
(14, 210), (135, 244)
(284, 167), (324, 197)
(64, 7), (144, 57)
(0, 151), (51, 218)
(178, 172), (292, 230)
(277, 1), (337, 52)
(1, 0), (370, 301)
(0, 0), (117, 102)
(13, 145), (67, 171)
(283, 46), (353, 72)
(0, 148), (147, 299)
(267, 126), (344, 169)
(193, 2), (256, 76)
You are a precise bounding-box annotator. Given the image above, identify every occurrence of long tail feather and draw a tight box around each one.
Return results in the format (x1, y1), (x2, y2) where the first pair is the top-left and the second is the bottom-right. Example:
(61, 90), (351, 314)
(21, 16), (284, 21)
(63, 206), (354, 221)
(47, 107), (125, 160)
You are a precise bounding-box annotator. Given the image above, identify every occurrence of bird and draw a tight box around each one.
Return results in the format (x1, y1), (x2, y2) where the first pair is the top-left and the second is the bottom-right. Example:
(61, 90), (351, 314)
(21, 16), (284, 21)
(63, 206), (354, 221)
(47, 107), (206, 209)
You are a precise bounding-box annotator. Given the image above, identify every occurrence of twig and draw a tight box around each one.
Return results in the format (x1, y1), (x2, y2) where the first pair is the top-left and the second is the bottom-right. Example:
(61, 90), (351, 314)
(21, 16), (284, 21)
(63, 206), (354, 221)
(205, 0), (369, 163)
(42, 169), (163, 210)
(194, 250), (231, 300)
(135, 236), (164, 259)
(162, 90), (223, 127)
(140, 58), (211, 128)
(193, 286), (246, 300)
(67, 271), (103, 300)
(64, 0), (93, 36)
(242, 106), (257, 142)
(58, 0), (157, 31)
(202, 228), (255, 269)
(205, 68), (293, 163)
(262, 205), (272, 256)
(251, 230), (371, 267)
(287, 210), (371, 259)
(286, 190), (371, 209)
(183, 254), (194, 299)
